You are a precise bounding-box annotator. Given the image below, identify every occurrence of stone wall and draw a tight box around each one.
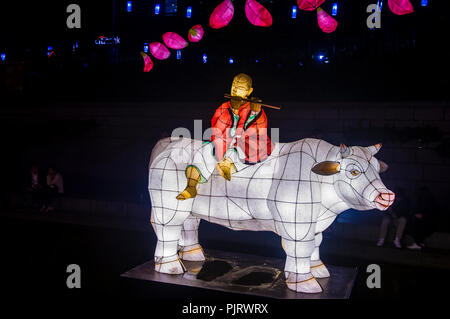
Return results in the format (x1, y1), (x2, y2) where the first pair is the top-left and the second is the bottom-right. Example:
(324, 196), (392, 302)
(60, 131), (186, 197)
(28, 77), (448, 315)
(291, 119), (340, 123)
(1, 100), (449, 223)
(274, 101), (450, 220)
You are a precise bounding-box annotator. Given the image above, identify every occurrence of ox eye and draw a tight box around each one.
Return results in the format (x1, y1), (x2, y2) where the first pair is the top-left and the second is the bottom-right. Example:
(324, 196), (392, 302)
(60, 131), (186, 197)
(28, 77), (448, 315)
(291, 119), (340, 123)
(350, 169), (360, 176)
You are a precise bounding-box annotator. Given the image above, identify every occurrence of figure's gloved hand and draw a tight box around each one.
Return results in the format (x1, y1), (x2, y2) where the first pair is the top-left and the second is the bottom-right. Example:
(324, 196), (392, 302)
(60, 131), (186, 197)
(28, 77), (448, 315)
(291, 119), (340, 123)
(250, 97), (262, 113)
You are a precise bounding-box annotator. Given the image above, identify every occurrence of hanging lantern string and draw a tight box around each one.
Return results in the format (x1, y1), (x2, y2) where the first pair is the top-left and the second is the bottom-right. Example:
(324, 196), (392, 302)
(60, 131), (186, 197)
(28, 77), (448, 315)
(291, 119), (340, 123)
(224, 93), (281, 110)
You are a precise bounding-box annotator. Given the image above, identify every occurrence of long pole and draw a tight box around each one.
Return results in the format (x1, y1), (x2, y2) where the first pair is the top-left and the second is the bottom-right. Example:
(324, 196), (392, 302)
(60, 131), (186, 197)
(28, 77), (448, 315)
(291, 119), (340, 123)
(223, 94), (281, 110)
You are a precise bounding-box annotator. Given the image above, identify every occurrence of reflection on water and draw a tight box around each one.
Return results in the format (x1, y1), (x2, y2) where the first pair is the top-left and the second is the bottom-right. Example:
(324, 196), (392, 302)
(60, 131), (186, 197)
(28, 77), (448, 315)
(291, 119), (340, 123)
(196, 260), (233, 282)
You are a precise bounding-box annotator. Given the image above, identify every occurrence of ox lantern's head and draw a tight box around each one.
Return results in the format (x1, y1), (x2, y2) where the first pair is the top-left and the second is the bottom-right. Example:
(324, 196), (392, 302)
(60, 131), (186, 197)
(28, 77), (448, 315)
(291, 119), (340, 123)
(312, 143), (395, 211)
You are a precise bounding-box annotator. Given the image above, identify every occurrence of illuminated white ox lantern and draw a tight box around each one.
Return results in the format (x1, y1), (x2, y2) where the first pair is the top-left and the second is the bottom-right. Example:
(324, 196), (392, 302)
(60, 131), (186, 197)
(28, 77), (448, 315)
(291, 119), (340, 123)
(148, 137), (394, 293)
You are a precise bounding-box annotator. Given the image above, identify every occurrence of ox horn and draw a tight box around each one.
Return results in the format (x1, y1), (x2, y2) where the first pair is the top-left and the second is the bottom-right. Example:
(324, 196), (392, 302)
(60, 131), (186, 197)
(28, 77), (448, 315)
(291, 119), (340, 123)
(340, 143), (351, 158)
(312, 161), (340, 176)
(379, 160), (389, 173)
(367, 143), (382, 156)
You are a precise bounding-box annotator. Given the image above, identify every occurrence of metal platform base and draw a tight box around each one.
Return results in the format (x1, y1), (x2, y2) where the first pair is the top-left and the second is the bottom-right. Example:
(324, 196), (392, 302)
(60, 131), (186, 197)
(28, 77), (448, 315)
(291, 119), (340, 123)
(121, 249), (357, 299)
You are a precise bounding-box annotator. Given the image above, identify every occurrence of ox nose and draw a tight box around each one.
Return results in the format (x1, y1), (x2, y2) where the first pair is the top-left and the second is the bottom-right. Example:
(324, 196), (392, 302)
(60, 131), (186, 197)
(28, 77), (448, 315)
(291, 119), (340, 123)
(374, 192), (395, 210)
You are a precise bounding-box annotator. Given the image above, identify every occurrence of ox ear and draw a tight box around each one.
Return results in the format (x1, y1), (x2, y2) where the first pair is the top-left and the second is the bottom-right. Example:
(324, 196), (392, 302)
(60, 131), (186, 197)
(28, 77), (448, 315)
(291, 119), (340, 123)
(379, 160), (389, 173)
(367, 143), (382, 156)
(312, 161), (340, 176)
(340, 143), (351, 158)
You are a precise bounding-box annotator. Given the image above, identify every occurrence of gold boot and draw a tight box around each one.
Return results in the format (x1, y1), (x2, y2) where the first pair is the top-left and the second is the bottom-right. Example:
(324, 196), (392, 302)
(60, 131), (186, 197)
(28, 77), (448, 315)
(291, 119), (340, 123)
(216, 157), (237, 181)
(176, 166), (201, 200)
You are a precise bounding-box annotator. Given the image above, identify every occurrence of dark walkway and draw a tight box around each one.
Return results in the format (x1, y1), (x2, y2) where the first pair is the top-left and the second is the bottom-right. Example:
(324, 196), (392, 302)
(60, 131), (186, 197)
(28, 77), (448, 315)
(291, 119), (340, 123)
(1, 208), (449, 300)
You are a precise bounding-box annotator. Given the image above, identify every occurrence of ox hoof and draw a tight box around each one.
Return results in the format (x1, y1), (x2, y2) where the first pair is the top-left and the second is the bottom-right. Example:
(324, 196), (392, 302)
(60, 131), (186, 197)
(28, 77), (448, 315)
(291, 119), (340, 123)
(286, 273), (323, 294)
(311, 262), (330, 279)
(155, 257), (186, 275)
(179, 244), (206, 261)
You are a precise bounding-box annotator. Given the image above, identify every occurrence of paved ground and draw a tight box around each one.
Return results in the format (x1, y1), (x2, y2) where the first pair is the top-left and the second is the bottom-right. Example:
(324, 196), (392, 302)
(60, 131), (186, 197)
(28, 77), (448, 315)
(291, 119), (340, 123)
(1, 208), (450, 300)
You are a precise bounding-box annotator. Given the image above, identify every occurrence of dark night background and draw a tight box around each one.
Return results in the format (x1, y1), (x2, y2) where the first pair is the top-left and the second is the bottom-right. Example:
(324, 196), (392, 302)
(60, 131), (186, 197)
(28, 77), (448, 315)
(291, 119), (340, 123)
(1, 0), (448, 102)
(1, 0), (450, 305)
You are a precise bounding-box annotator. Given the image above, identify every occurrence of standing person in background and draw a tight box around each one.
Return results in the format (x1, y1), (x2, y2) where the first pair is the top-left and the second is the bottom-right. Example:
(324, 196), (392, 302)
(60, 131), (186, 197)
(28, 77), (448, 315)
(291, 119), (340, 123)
(40, 166), (64, 212)
(376, 187), (411, 248)
(407, 186), (438, 250)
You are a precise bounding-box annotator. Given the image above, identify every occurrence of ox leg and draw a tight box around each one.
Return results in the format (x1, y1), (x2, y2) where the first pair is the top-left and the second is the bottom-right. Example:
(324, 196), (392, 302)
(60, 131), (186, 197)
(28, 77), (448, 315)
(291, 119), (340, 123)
(310, 232), (330, 278)
(152, 209), (189, 275)
(282, 238), (323, 293)
(179, 216), (206, 261)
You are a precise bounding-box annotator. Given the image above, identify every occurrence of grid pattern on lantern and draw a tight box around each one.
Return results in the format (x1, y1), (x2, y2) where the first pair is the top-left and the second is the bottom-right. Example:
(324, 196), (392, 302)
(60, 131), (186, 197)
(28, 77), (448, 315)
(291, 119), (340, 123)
(148, 136), (390, 283)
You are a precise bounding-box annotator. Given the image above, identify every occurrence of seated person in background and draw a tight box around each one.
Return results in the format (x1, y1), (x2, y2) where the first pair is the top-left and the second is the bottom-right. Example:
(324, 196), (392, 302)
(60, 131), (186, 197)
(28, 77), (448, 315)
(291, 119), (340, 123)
(407, 186), (438, 250)
(40, 167), (64, 212)
(376, 187), (411, 248)
(25, 164), (44, 208)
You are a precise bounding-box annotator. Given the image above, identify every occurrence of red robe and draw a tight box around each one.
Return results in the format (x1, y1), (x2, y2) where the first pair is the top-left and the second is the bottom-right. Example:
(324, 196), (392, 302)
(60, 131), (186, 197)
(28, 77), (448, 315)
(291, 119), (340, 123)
(211, 101), (272, 164)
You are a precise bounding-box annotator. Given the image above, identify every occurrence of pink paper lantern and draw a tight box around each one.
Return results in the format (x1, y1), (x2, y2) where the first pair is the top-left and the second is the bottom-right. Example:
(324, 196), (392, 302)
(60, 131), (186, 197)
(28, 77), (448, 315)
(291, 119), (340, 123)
(388, 0), (414, 15)
(245, 0), (273, 27)
(162, 32), (188, 50)
(140, 52), (154, 72)
(317, 7), (338, 33)
(297, 0), (326, 11)
(209, 0), (234, 29)
(150, 42), (171, 60)
(188, 24), (204, 42)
